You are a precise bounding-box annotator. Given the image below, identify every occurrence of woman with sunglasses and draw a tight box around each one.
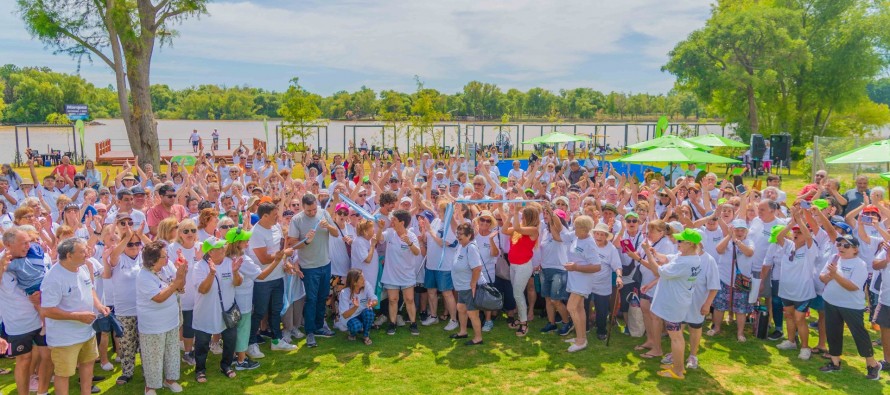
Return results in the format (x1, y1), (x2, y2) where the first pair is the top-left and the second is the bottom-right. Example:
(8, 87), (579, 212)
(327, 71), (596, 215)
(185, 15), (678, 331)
(819, 234), (881, 379)
(330, 203), (356, 330)
(450, 223), (485, 346)
(168, 218), (200, 364)
(711, 219), (755, 342)
(105, 214), (151, 386)
(615, 211), (645, 323)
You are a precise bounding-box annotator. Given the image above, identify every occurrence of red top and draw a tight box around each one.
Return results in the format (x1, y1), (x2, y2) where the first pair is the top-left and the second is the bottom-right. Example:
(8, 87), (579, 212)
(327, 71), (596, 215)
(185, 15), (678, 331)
(508, 234), (535, 265)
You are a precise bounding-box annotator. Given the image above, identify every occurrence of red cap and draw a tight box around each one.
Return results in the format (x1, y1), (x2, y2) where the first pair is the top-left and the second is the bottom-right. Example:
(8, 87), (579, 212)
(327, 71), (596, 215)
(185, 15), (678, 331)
(863, 205), (880, 215)
(638, 190), (649, 198)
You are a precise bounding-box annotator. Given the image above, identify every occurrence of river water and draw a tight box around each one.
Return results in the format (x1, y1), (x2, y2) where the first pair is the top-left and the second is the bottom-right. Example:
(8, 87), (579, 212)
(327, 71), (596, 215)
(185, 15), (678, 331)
(0, 119), (735, 163)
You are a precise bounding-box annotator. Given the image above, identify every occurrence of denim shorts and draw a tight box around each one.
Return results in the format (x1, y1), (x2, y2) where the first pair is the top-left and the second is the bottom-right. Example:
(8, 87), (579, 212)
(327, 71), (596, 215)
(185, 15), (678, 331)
(423, 269), (454, 291)
(383, 283), (414, 291)
(540, 268), (568, 301)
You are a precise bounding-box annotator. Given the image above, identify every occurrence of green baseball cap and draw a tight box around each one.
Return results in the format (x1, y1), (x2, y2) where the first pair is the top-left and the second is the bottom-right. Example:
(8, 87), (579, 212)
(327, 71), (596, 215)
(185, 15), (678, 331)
(717, 198), (727, 206)
(225, 227), (252, 244)
(673, 228), (702, 244)
(362, 176), (370, 183)
(625, 212), (640, 219)
(769, 225), (786, 243)
(201, 237), (226, 254)
(812, 199), (829, 210)
(524, 188), (535, 195)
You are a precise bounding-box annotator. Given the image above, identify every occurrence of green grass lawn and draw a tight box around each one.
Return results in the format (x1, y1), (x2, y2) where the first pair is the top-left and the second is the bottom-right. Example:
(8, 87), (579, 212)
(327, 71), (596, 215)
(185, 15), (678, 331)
(1, 316), (888, 395)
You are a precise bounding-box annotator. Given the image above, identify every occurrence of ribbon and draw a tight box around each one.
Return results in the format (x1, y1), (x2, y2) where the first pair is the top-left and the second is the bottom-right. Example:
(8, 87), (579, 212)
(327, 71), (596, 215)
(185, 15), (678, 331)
(454, 198), (544, 205)
(338, 193), (377, 221)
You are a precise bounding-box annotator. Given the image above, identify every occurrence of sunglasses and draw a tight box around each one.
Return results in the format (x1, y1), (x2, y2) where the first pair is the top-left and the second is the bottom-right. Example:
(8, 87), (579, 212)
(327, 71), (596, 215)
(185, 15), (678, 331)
(626, 219), (639, 224)
(118, 220), (134, 226)
(336, 212), (348, 217)
(479, 218), (492, 223)
(126, 241), (142, 248)
(220, 225), (234, 230)
(164, 194), (176, 198)
(836, 242), (853, 249)
(181, 229), (197, 234)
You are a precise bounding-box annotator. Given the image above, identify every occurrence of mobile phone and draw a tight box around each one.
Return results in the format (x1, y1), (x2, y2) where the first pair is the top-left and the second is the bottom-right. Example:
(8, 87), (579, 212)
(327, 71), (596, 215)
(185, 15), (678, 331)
(620, 239), (635, 253)
(800, 200), (811, 209)
(736, 184), (747, 195)
(863, 215), (874, 225)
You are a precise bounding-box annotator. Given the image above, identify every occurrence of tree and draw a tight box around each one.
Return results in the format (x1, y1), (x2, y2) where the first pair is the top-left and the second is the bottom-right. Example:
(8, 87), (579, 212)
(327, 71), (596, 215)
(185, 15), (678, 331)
(409, 77), (449, 153)
(868, 78), (890, 108)
(18, 0), (208, 168)
(278, 78), (323, 151)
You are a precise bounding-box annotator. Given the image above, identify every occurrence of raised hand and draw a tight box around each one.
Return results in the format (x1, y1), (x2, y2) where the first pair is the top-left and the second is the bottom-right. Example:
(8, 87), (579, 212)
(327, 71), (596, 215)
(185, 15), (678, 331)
(207, 257), (217, 275)
(232, 256), (243, 273)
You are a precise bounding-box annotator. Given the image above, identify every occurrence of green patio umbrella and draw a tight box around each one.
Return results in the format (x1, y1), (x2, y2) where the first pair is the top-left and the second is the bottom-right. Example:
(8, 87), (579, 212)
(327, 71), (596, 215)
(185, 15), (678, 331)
(880, 172), (890, 182)
(626, 135), (710, 151)
(825, 139), (890, 164)
(616, 147), (741, 164)
(687, 133), (749, 148)
(521, 132), (587, 144)
(170, 155), (197, 166)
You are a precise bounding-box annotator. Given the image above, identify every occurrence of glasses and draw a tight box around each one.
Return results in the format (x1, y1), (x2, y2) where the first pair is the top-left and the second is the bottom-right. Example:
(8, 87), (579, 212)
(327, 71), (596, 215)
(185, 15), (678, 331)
(290, 203), (299, 207)
(350, 213), (361, 217)
(220, 225), (234, 230)
(118, 220), (133, 226)
(126, 241), (142, 248)
(336, 212), (348, 217)
(479, 218), (492, 223)
(390, 180), (399, 183)
(358, 194), (368, 198)
(181, 229), (197, 234)
(836, 242), (853, 249)
(22, 214), (34, 220)
(626, 219), (639, 224)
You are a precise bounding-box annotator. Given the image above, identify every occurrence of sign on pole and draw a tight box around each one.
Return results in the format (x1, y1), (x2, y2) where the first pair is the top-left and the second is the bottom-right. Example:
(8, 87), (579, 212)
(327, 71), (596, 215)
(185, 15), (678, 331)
(65, 104), (89, 121)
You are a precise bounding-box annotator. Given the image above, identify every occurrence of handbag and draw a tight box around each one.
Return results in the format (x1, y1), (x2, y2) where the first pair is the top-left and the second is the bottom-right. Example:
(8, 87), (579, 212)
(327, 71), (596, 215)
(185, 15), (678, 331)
(474, 243), (504, 311)
(215, 276), (241, 329)
(732, 244), (752, 292)
(494, 231), (511, 280)
(625, 292), (645, 337)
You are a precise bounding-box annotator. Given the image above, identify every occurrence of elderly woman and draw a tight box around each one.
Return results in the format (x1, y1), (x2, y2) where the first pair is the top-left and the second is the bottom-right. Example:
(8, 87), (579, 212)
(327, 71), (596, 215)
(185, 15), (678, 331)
(105, 214), (151, 386)
(197, 208), (219, 242)
(137, 241), (187, 395)
(450, 223), (485, 346)
(711, 219), (755, 342)
(193, 237), (243, 383)
(169, 218), (200, 365)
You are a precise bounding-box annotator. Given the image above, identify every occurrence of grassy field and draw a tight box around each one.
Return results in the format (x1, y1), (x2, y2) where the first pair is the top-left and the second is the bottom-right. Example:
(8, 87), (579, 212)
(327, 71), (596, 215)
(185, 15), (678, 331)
(6, 160), (890, 394)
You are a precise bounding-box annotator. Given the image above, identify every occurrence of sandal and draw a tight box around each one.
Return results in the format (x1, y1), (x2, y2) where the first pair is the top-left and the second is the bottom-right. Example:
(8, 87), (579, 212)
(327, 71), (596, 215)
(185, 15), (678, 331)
(347, 335), (356, 341)
(465, 339), (484, 346)
(640, 352), (663, 359)
(0, 368), (10, 375)
(706, 329), (720, 337)
(220, 368), (236, 379)
(363, 337), (373, 346)
(116, 375), (132, 385)
(657, 369), (684, 380)
(195, 371), (207, 384)
(515, 323), (528, 337)
(507, 317), (519, 330)
(634, 345), (651, 351)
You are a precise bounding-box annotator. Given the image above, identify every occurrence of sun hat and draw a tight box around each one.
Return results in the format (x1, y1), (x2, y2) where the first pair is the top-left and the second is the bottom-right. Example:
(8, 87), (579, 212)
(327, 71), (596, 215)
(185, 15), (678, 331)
(668, 221), (684, 234)
(592, 223), (614, 241)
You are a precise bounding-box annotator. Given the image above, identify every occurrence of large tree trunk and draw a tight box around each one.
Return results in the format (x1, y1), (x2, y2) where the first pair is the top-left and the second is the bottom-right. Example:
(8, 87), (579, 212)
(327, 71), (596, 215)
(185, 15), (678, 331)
(124, 50), (160, 170)
(746, 83), (759, 134)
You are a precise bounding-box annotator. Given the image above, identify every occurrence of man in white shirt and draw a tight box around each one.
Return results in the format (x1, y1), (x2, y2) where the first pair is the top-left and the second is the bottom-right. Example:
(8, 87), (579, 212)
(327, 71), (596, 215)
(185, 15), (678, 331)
(41, 237), (109, 395)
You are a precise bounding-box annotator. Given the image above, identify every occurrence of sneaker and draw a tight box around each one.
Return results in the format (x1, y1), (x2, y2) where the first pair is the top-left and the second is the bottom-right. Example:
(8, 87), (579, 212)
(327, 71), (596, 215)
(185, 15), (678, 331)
(314, 328), (335, 338)
(280, 330), (293, 344)
(396, 315), (407, 327)
(482, 320), (494, 332)
(163, 381), (184, 393)
(419, 310), (429, 322)
(540, 322), (559, 333)
(387, 323), (397, 335)
(444, 320), (459, 331)
(867, 364), (882, 380)
(421, 316), (439, 326)
(246, 344), (265, 359)
(597, 334), (607, 341)
(686, 355), (699, 370)
(799, 348), (812, 360)
(210, 341), (223, 355)
(558, 322), (575, 336)
(567, 342), (588, 352)
(234, 359), (260, 371)
(100, 362), (114, 371)
(881, 360), (890, 371)
(767, 330), (784, 341)
(306, 334), (317, 348)
(181, 352), (196, 366)
(776, 340), (798, 350)
(374, 315), (388, 327)
(409, 322), (420, 336)
(661, 353), (673, 365)
(820, 361), (841, 372)
(29, 374), (38, 391)
(292, 328), (307, 339)
(271, 338), (297, 351)
(333, 320), (348, 332)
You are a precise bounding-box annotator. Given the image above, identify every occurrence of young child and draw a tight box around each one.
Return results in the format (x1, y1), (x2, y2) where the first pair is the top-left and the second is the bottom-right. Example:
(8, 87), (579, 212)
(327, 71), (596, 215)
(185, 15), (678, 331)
(338, 269), (378, 345)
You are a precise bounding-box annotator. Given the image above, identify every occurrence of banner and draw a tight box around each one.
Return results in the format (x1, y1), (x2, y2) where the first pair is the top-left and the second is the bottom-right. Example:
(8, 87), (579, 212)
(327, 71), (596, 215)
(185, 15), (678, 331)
(338, 193), (377, 221)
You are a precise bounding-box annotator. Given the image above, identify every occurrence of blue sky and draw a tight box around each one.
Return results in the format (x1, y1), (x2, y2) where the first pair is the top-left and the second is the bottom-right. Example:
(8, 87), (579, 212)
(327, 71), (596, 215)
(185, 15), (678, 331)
(0, 0), (712, 95)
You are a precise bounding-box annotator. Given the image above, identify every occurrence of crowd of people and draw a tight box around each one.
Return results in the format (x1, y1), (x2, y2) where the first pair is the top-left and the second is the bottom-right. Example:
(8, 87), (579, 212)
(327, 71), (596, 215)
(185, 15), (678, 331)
(0, 145), (887, 394)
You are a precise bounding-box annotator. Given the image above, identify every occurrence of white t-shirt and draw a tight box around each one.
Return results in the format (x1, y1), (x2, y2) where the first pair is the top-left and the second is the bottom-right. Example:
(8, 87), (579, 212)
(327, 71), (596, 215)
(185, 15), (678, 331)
(0, 270), (42, 336)
(778, 243), (817, 302)
(351, 236), (379, 287)
(821, 257), (868, 310)
(111, 253), (142, 317)
(338, 283), (377, 321)
(565, 236), (601, 296)
(539, 225), (571, 270)
(507, 169), (525, 180)
(381, 229), (420, 287)
(451, 242), (486, 291)
(640, 237), (678, 297)
(136, 265), (181, 334)
(329, 222), (355, 277)
(41, 264), (95, 347)
(425, 218), (459, 272)
(685, 253), (721, 324)
(749, 217), (786, 273)
(168, 242), (200, 311)
(475, 231), (500, 282)
(877, 252), (890, 306)
(590, 241), (622, 296)
(650, 254), (701, 323)
(235, 255), (261, 315)
(248, 223), (284, 282)
(192, 258), (237, 334)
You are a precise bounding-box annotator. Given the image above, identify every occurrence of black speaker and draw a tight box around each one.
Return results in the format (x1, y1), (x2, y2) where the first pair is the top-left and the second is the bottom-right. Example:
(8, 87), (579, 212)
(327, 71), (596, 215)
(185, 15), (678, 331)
(750, 134), (766, 160)
(769, 134), (791, 162)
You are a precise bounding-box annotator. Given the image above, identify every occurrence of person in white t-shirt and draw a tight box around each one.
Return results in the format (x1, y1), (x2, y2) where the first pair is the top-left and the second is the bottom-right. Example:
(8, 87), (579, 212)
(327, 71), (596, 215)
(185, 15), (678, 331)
(338, 269), (378, 345)
(563, 216), (599, 352)
(684, 252), (720, 370)
(136, 240), (186, 394)
(710, 219), (755, 342)
(773, 209), (817, 360)
(193, 238), (243, 383)
(640, 228), (703, 380)
(380, 210), (421, 335)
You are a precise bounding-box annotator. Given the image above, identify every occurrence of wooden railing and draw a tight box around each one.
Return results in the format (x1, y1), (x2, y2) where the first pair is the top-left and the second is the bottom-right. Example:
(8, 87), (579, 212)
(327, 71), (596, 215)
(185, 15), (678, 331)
(95, 139), (111, 159)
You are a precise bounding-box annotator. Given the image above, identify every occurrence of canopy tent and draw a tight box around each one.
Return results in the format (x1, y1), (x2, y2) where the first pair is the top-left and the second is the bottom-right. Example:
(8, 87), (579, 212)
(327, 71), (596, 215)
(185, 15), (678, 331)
(625, 135), (710, 151)
(687, 133), (749, 148)
(825, 139), (890, 164)
(521, 132), (588, 144)
(616, 147), (741, 164)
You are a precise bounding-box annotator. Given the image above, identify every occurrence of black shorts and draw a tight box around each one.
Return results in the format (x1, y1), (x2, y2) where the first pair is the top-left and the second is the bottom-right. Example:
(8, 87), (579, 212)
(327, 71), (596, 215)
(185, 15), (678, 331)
(7, 327), (47, 357)
(781, 298), (810, 312)
(875, 304), (890, 328)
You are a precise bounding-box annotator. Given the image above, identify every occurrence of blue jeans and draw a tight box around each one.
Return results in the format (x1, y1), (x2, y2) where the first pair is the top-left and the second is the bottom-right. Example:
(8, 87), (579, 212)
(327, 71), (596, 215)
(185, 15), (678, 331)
(250, 278), (284, 344)
(303, 263), (332, 334)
